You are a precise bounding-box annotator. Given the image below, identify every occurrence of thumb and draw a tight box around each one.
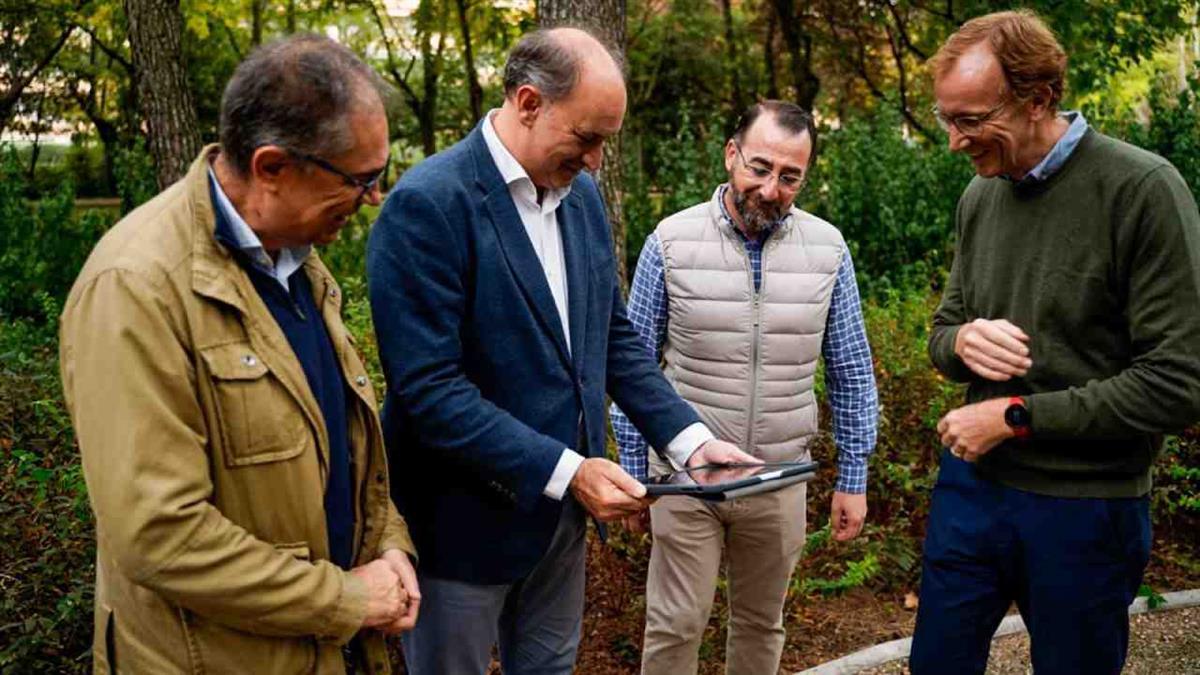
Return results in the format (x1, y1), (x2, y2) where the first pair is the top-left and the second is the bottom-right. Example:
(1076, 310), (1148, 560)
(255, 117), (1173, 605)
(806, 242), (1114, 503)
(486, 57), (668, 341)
(606, 463), (648, 499)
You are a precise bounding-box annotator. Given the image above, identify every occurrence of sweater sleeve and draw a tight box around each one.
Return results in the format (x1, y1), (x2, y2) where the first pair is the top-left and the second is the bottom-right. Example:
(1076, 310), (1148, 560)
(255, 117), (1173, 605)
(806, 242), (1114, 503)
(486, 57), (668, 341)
(1026, 165), (1200, 438)
(928, 197), (976, 382)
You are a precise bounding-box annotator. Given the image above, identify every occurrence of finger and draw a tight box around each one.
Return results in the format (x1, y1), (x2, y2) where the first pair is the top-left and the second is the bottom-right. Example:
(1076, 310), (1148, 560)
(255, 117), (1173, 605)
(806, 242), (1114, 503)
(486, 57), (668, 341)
(936, 417), (948, 435)
(992, 319), (1030, 342)
(604, 463), (649, 499)
(966, 337), (1032, 370)
(976, 321), (1031, 357)
(964, 347), (1028, 375)
(723, 447), (764, 464)
(963, 357), (1015, 382)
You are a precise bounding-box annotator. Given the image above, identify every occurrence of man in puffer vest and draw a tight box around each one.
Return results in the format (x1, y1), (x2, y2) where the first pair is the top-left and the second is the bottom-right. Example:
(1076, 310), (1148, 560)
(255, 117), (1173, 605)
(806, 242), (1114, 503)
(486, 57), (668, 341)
(611, 100), (879, 675)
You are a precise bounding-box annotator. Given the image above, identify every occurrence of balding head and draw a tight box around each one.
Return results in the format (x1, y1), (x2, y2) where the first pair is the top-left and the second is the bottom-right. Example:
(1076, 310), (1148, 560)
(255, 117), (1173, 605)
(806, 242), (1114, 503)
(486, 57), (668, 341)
(502, 27), (625, 103)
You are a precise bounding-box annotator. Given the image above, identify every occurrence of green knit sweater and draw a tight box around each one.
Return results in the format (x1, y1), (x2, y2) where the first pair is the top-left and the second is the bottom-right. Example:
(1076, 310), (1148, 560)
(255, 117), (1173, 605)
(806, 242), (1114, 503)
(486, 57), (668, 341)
(929, 129), (1200, 498)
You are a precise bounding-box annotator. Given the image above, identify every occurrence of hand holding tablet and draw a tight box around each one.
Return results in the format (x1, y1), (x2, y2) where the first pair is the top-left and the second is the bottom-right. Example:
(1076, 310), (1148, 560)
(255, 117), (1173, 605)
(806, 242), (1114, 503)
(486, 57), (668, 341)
(641, 461), (818, 501)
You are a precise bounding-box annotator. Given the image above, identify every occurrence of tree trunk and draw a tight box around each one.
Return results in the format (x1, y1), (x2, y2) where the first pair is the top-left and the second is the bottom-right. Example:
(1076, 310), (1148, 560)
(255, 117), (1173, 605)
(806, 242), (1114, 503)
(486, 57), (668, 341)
(537, 0), (629, 289)
(250, 0), (265, 46)
(764, 6), (780, 100)
(772, 0), (819, 109)
(455, 0), (484, 123)
(720, 0), (743, 114)
(125, 0), (203, 189)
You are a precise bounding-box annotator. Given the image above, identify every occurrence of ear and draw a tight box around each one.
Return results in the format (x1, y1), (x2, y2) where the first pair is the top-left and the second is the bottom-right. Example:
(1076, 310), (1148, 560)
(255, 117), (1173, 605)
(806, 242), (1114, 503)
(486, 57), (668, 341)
(514, 84), (544, 127)
(1026, 85), (1055, 122)
(249, 146), (294, 193)
(724, 139), (737, 173)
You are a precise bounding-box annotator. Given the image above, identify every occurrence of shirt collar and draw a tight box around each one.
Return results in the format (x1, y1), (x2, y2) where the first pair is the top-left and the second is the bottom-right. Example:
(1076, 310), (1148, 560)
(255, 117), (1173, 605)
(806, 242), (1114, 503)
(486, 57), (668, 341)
(716, 183), (784, 243)
(207, 166), (310, 290)
(480, 109), (571, 212)
(1011, 111), (1089, 185)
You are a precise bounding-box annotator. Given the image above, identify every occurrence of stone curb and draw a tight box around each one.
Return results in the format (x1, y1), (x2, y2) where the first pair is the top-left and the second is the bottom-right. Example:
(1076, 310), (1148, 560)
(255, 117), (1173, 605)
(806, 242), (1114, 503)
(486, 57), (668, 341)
(796, 589), (1200, 675)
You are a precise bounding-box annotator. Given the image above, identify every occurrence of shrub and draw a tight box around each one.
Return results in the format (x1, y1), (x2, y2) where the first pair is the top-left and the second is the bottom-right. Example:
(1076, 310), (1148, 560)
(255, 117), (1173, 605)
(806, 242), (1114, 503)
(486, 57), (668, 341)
(0, 148), (114, 322)
(801, 111), (973, 299)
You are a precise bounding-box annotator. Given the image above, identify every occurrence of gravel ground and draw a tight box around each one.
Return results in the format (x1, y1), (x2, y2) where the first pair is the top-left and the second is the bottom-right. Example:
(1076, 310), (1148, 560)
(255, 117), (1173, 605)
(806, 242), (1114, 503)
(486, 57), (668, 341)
(856, 605), (1200, 674)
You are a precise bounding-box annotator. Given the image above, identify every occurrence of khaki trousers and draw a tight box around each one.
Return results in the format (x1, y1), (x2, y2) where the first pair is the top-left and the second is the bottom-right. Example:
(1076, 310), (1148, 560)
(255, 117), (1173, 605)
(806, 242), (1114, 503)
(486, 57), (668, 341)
(641, 481), (808, 675)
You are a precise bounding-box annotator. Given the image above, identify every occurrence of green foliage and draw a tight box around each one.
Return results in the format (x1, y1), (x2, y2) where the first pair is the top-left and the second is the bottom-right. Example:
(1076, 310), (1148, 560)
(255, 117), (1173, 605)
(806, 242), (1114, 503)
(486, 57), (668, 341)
(802, 111), (973, 298)
(1114, 64), (1200, 192)
(0, 316), (93, 673)
(0, 148), (114, 321)
(622, 107), (726, 271)
(1138, 583), (1168, 610)
(113, 140), (159, 213)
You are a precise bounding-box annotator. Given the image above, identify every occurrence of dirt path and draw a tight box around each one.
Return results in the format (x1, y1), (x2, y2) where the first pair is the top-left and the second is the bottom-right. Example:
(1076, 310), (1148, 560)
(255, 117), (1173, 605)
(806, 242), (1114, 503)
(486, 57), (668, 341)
(855, 605), (1200, 674)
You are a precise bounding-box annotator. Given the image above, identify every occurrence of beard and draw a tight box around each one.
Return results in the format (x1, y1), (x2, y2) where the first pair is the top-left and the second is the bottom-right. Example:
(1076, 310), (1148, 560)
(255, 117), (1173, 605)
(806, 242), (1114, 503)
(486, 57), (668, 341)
(731, 186), (786, 236)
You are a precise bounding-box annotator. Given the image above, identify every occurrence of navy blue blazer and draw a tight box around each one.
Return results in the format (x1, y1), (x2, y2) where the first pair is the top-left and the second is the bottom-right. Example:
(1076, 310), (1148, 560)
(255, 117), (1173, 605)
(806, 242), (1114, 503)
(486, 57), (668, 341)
(367, 125), (701, 583)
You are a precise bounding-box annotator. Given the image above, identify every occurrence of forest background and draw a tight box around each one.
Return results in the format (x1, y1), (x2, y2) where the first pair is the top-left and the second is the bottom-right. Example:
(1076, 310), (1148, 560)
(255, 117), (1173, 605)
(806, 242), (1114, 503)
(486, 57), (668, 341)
(2, 1), (1199, 672)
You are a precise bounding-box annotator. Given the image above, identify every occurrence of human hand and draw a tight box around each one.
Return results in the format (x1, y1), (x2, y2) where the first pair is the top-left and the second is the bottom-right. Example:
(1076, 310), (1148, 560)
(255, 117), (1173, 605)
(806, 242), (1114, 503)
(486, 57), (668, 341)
(937, 398), (1013, 463)
(830, 492), (867, 541)
(349, 558), (407, 629)
(569, 458), (653, 521)
(954, 318), (1032, 381)
(685, 439), (762, 469)
(379, 549), (420, 633)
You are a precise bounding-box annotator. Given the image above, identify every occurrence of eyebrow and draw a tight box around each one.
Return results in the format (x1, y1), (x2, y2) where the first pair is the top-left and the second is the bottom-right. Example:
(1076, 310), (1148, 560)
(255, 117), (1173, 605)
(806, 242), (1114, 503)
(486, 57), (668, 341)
(747, 153), (805, 175)
(573, 128), (603, 144)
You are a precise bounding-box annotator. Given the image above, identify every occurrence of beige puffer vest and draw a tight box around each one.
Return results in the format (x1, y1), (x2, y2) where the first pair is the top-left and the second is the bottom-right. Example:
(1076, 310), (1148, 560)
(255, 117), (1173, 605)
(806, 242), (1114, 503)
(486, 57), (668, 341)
(656, 186), (845, 469)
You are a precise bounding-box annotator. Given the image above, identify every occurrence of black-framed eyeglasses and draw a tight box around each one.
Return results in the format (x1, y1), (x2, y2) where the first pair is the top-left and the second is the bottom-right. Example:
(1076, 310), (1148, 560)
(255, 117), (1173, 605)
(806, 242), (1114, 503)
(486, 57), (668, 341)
(732, 143), (805, 192)
(932, 99), (1009, 136)
(295, 151), (388, 200)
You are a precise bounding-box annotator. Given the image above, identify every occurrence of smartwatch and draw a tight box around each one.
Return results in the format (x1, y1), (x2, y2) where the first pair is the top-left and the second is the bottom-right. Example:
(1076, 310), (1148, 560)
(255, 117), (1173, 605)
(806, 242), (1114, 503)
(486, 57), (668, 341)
(1004, 396), (1032, 439)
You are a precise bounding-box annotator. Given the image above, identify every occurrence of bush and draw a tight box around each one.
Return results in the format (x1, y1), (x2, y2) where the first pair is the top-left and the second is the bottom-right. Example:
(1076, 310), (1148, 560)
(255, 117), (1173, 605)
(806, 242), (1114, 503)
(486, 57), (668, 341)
(802, 111), (973, 299)
(0, 148), (114, 322)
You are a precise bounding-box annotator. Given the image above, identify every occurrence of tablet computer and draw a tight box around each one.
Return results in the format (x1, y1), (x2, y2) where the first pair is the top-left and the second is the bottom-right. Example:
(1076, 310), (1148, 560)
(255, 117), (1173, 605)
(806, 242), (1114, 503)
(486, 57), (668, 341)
(642, 461), (818, 502)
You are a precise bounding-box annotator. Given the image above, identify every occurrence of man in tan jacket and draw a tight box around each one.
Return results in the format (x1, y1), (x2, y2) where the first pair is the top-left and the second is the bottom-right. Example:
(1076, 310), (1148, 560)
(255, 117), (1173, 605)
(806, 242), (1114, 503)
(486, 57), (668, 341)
(60, 35), (417, 674)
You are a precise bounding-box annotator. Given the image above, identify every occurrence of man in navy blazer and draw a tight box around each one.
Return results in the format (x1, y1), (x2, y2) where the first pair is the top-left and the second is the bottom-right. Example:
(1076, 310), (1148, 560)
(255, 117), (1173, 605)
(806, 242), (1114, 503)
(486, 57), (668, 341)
(367, 27), (755, 675)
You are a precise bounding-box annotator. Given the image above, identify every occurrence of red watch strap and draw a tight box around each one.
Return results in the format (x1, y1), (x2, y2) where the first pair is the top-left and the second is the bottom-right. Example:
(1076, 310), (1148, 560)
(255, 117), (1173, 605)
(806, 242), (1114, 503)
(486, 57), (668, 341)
(1009, 397), (1031, 438)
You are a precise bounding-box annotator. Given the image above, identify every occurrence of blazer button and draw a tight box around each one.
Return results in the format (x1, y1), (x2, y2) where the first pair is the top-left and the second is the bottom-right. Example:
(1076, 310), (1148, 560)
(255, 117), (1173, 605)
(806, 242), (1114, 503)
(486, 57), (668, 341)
(241, 354), (257, 367)
(355, 375), (368, 387)
(330, 287), (339, 298)
(376, 472), (385, 484)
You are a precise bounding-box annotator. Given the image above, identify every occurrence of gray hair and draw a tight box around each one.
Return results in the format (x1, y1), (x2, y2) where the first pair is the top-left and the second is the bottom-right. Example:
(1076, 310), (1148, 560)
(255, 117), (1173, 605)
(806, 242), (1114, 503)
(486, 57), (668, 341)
(219, 34), (387, 176)
(502, 27), (624, 102)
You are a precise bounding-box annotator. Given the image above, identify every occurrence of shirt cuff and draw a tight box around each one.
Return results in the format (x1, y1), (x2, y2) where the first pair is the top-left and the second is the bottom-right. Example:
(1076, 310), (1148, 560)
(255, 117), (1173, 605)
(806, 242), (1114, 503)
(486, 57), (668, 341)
(663, 423), (715, 470)
(543, 448), (586, 500)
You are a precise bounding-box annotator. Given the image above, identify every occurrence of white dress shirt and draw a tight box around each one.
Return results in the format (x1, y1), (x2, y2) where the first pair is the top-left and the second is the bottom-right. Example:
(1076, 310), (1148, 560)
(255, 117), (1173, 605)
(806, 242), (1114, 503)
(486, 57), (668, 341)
(480, 111), (712, 500)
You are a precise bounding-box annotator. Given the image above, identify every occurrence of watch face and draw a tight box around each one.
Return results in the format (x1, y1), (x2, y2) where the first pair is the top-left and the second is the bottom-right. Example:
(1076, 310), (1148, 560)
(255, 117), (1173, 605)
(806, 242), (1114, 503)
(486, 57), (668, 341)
(1005, 403), (1030, 428)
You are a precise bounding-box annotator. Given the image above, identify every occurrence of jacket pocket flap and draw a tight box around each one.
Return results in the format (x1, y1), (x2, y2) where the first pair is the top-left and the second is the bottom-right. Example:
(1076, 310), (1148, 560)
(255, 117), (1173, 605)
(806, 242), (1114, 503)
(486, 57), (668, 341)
(200, 343), (268, 381)
(274, 542), (311, 561)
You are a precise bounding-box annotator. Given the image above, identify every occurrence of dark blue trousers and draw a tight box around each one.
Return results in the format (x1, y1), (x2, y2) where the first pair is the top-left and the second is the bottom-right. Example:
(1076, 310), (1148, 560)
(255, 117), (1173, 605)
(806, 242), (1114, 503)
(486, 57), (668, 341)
(910, 450), (1151, 675)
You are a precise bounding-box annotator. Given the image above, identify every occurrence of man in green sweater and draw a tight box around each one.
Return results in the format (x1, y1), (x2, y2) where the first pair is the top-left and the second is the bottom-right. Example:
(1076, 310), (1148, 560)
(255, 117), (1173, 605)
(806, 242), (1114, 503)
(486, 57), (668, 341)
(910, 10), (1200, 675)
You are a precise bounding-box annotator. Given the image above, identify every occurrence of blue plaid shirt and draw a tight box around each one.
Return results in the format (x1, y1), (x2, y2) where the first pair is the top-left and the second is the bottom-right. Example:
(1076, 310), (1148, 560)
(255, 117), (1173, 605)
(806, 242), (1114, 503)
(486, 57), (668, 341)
(610, 186), (878, 493)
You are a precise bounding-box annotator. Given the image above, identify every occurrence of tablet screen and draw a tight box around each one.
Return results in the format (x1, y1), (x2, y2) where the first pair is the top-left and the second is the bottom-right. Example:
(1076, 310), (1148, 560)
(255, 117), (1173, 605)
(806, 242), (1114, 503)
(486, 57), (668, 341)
(645, 462), (812, 487)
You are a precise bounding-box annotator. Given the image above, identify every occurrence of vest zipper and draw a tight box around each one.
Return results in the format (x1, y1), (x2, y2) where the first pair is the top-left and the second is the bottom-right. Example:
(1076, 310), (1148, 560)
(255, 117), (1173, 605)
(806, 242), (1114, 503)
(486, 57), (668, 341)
(745, 245), (764, 457)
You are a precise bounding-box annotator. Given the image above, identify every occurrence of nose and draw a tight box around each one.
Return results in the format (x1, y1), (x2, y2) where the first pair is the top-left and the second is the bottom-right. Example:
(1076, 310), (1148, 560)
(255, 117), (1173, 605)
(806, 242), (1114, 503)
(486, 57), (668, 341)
(948, 126), (971, 153)
(582, 144), (604, 172)
(361, 182), (384, 207)
(758, 176), (780, 201)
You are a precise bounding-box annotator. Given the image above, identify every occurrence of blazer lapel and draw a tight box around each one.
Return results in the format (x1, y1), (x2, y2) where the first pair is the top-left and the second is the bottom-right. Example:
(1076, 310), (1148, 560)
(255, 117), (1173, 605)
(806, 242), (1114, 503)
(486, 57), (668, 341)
(471, 129), (573, 370)
(559, 192), (590, 371)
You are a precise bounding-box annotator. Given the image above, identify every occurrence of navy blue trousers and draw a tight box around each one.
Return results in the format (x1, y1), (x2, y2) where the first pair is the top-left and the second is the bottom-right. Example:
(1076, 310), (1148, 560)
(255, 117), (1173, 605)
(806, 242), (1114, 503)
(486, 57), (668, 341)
(910, 451), (1151, 675)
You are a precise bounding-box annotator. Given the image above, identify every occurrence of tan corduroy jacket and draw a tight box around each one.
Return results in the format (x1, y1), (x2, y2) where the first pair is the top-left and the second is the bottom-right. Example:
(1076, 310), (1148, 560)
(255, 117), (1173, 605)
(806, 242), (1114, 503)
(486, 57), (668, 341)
(59, 147), (415, 674)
